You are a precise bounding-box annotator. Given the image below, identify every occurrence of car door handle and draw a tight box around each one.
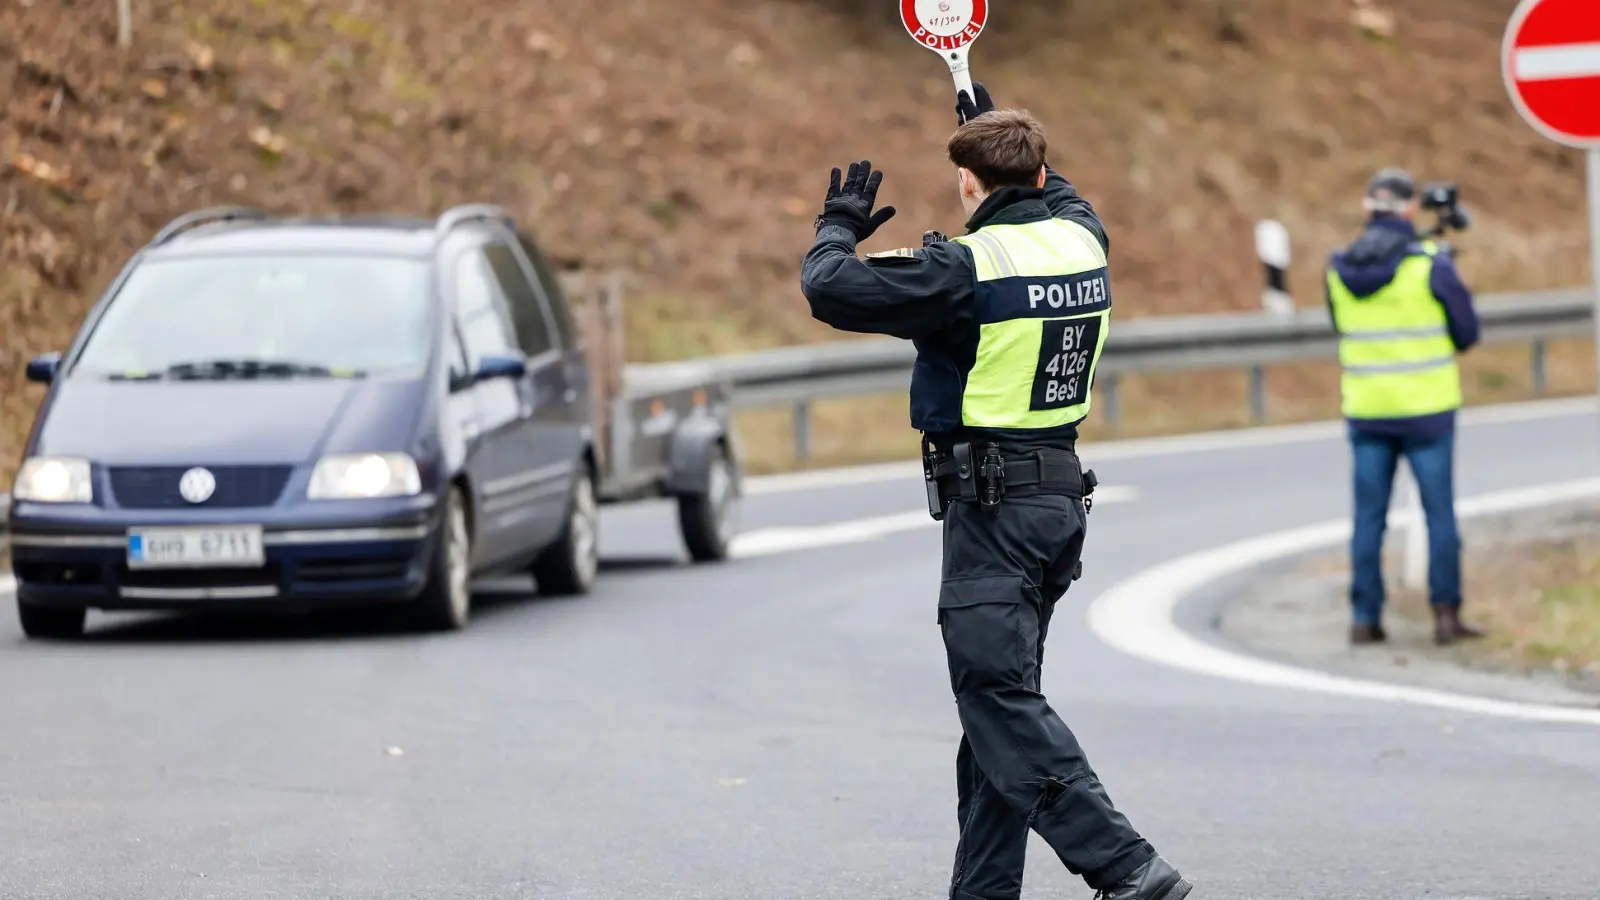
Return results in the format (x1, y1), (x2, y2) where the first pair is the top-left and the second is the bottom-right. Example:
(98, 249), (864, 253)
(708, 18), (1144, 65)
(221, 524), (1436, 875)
(563, 388), (576, 403)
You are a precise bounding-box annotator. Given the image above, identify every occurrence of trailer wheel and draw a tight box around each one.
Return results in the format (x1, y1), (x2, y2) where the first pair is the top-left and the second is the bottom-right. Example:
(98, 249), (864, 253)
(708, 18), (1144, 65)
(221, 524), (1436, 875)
(678, 443), (740, 563)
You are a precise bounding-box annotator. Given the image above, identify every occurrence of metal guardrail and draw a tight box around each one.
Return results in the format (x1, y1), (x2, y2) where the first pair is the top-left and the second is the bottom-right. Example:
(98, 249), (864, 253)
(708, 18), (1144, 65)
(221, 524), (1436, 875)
(0, 288), (1588, 537)
(628, 287), (1595, 460)
(0, 495), (9, 554)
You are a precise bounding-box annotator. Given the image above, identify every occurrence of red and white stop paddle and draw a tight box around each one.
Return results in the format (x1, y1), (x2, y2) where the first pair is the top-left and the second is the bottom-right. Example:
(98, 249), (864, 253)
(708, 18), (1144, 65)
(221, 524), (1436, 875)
(900, 0), (989, 100)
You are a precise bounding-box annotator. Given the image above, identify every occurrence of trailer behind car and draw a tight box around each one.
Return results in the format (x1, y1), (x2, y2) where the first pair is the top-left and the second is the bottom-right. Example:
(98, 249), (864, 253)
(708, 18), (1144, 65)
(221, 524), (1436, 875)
(558, 271), (743, 563)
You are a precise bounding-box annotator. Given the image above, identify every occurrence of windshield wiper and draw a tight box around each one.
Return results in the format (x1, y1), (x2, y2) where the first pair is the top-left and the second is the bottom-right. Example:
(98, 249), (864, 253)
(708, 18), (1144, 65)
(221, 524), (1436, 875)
(163, 359), (363, 380)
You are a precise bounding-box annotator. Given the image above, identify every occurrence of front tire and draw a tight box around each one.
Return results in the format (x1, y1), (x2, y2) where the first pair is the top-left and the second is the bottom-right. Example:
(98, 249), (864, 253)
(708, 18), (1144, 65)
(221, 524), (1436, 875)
(678, 443), (741, 563)
(410, 486), (472, 632)
(531, 465), (599, 596)
(18, 601), (86, 640)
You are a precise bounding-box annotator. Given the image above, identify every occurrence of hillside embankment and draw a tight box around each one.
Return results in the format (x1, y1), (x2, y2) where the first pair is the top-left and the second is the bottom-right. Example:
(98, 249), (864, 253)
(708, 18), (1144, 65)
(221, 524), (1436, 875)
(3, 0), (1592, 477)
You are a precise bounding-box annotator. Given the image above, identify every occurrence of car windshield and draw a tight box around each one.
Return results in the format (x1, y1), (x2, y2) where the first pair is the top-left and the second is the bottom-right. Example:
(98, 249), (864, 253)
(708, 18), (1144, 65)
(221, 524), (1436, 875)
(71, 254), (433, 379)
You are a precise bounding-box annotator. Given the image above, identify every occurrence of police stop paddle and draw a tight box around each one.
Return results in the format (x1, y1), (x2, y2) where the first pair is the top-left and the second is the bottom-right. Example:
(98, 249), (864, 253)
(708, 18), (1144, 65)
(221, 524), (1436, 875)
(900, 0), (989, 100)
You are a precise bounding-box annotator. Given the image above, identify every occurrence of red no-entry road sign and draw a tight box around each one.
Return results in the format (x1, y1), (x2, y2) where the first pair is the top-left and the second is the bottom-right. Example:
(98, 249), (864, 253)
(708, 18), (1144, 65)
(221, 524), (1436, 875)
(1502, 0), (1600, 400)
(1503, 0), (1600, 148)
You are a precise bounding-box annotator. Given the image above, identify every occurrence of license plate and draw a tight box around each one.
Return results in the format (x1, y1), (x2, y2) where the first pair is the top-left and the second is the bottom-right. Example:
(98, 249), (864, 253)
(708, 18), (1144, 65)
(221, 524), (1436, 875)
(127, 526), (265, 569)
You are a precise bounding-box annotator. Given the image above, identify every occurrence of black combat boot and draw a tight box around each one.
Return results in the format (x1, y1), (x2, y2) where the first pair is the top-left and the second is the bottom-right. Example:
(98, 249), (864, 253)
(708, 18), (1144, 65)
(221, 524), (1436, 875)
(1093, 855), (1193, 900)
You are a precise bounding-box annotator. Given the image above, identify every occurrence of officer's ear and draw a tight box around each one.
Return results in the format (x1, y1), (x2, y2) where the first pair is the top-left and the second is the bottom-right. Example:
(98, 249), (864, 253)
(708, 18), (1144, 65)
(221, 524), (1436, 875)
(1035, 166), (1046, 189)
(957, 167), (981, 200)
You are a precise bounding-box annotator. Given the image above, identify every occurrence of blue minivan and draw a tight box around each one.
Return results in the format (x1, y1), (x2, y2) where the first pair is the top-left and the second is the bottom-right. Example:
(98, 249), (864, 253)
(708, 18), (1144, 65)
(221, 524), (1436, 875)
(7, 205), (742, 638)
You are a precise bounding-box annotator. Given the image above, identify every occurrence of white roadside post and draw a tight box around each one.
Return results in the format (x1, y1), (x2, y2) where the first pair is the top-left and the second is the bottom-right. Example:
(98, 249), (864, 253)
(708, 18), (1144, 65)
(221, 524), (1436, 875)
(1247, 219), (1292, 421)
(1254, 219), (1293, 317)
(900, 0), (990, 101)
(1399, 465), (1428, 591)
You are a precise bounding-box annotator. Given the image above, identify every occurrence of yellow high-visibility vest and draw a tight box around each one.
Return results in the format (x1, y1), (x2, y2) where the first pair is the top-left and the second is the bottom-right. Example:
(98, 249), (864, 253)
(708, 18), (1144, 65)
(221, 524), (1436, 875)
(1326, 245), (1462, 420)
(950, 218), (1111, 429)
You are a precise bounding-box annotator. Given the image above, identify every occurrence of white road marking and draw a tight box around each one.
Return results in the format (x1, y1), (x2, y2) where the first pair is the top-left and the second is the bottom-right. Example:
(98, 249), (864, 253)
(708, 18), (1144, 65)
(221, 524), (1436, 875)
(744, 460), (923, 496)
(1085, 478), (1600, 726)
(1515, 43), (1600, 82)
(743, 396), (1596, 495)
(730, 510), (933, 558)
(0, 489), (1140, 598)
(729, 486), (1139, 559)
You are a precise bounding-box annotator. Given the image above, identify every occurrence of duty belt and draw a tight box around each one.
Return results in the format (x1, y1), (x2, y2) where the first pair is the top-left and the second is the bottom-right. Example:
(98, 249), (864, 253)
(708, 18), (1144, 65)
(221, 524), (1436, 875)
(921, 440), (1099, 521)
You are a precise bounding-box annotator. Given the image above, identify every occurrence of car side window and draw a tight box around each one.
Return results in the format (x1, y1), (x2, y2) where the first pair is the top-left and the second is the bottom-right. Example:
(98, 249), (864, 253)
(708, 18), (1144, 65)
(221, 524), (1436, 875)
(515, 231), (579, 350)
(454, 248), (521, 367)
(483, 240), (556, 359)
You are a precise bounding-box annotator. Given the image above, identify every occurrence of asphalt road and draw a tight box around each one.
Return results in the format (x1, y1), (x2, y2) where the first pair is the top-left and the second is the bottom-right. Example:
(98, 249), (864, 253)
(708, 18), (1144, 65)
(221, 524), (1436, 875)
(3, 399), (1599, 900)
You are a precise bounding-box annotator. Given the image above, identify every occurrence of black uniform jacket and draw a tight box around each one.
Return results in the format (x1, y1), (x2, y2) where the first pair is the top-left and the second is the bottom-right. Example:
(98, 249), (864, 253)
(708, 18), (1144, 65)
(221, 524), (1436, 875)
(799, 168), (1110, 452)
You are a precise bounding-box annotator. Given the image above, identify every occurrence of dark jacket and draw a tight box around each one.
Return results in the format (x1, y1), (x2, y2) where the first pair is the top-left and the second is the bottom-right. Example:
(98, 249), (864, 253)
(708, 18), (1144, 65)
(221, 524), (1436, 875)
(1326, 214), (1480, 439)
(800, 168), (1108, 451)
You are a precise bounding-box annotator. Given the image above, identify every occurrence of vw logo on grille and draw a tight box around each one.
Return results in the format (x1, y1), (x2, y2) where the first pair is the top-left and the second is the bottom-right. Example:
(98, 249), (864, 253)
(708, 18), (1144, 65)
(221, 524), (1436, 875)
(178, 467), (217, 504)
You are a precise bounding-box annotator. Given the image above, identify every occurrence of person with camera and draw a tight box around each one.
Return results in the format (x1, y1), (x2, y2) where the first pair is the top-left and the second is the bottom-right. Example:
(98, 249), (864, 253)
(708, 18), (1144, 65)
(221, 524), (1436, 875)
(1326, 168), (1484, 647)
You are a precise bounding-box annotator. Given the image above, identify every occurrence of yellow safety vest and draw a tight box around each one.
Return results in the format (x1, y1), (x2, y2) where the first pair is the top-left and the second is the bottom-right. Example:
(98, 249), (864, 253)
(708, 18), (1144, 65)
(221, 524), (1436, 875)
(1326, 245), (1462, 420)
(950, 218), (1111, 430)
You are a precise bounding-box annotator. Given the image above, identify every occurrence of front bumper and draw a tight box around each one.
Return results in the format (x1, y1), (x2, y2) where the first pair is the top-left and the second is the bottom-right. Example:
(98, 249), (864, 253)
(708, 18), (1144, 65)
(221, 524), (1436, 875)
(7, 495), (440, 612)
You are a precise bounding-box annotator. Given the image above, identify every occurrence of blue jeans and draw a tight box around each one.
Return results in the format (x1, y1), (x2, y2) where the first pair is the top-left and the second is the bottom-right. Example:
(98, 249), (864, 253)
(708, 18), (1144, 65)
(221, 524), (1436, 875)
(1348, 426), (1462, 625)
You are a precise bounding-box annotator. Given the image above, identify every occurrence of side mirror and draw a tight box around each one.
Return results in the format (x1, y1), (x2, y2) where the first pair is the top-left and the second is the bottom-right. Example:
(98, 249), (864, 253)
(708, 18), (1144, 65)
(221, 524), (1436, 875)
(25, 353), (61, 385)
(473, 354), (527, 382)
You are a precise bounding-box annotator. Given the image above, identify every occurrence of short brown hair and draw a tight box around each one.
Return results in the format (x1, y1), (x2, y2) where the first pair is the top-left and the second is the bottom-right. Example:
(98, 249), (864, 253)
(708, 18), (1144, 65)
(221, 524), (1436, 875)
(946, 109), (1048, 191)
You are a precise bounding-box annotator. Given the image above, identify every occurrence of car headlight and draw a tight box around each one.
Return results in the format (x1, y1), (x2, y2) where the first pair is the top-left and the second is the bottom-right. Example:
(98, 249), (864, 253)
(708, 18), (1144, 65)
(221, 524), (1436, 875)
(13, 457), (94, 503)
(307, 453), (422, 500)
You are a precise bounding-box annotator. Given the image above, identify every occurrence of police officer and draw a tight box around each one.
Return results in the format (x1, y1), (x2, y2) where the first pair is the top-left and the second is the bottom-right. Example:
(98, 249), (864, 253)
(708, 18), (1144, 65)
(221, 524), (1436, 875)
(800, 84), (1192, 900)
(1327, 168), (1483, 647)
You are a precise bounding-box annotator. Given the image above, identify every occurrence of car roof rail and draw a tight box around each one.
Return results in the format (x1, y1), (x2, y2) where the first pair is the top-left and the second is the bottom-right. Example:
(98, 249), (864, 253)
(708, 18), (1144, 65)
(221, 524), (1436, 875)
(149, 206), (271, 247)
(434, 203), (517, 241)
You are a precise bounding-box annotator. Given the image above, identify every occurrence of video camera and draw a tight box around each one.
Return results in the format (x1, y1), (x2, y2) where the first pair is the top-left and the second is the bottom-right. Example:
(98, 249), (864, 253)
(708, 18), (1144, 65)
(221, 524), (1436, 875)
(1418, 182), (1471, 239)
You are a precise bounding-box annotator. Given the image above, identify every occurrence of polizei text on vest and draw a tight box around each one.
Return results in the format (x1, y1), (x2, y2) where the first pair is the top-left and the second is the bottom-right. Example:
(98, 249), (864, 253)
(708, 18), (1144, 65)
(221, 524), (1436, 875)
(1028, 274), (1107, 311)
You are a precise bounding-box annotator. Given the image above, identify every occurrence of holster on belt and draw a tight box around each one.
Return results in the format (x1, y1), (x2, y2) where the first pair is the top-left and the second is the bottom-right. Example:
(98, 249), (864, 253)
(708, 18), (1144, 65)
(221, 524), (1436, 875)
(922, 438), (1096, 520)
(923, 437), (978, 520)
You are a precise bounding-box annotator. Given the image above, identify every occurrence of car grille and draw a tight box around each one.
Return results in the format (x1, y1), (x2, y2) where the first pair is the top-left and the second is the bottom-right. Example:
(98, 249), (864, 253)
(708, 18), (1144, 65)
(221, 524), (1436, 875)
(296, 556), (415, 583)
(108, 465), (293, 509)
(118, 563), (283, 590)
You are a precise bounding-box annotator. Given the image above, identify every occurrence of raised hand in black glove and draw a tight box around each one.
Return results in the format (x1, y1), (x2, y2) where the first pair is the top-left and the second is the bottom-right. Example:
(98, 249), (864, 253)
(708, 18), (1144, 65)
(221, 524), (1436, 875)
(815, 160), (898, 242)
(956, 82), (997, 126)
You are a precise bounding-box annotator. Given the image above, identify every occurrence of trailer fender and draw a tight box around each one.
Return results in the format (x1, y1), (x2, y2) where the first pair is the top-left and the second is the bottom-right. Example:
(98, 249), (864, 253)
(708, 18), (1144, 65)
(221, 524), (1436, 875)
(661, 413), (733, 496)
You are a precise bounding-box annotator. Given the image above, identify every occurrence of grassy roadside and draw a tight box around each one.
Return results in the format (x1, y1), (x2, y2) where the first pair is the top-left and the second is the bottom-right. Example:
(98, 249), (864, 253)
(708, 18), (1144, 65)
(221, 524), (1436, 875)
(731, 338), (1597, 474)
(1391, 526), (1600, 678)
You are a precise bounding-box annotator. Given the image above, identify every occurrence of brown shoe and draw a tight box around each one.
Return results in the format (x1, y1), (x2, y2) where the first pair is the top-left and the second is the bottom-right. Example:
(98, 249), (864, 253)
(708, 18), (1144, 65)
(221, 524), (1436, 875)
(1350, 623), (1387, 645)
(1433, 605), (1485, 646)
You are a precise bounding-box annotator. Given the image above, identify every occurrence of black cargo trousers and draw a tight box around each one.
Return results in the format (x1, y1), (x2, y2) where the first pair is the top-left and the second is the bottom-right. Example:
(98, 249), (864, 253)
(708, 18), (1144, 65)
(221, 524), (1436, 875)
(937, 490), (1156, 900)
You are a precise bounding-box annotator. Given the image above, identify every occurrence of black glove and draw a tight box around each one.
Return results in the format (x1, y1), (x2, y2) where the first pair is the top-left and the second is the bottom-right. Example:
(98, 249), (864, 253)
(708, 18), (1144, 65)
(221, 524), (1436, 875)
(956, 82), (996, 125)
(815, 160), (897, 242)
